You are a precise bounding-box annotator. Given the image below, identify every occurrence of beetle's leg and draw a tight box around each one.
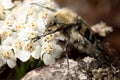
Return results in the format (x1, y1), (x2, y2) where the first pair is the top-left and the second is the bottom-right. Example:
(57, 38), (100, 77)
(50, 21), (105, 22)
(64, 40), (69, 70)
(32, 27), (61, 42)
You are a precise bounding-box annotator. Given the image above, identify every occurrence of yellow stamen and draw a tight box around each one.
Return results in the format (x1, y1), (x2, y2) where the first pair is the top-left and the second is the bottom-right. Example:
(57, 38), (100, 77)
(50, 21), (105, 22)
(29, 22), (36, 29)
(45, 3), (54, 9)
(44, 34), (54, 42)
(16, 24), (25, 31)
(43, 44), (53, 53)
(27, 7), (35, 16)
(40, 10), (48, 19)
(27, 32), (37, 39)
(1, 30), (12, 39)
(25, 41), (34, 52)
(3, 51), (10, 59)
(14, 40), (23, 49)
(5, 20), (13, 27)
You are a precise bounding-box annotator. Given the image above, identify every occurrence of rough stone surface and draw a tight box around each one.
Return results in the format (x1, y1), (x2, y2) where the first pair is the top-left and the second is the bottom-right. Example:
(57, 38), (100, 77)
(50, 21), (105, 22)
(22, 57), (120, 80)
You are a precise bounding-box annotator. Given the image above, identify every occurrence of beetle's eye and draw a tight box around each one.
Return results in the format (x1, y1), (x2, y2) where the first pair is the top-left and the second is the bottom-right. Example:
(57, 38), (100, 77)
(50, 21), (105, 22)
(77, 19), (82, 24)
(50, 21), (57, 26)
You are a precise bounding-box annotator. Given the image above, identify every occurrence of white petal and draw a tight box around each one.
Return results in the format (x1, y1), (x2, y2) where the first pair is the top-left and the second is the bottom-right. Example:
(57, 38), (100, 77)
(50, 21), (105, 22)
(24, 0), (51, 5)
(52, 43), (63, 58)
(15, 10), (27, 24)
(2, 37), (14, 45)
(7, 59), (16, 68)
(0, 46), (13, 51)
(9, 50), (16, 60)
(0, 0), (14, 9)
(40, 50), (45, 59)
(31, 46), (41, 59)
(36, 19), (46, 33)
(0, 58), (5, 67)
(43, 53), (55, 65)
(16, 50), (30, 62)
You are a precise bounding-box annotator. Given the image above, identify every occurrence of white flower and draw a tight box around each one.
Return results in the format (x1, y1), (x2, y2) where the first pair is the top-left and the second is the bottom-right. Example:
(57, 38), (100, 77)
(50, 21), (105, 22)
(41, 41), (63, 65)
(0, 30), (12, 40)
(24, 0), (53, 5)
(36, 17), (47, 33)
(41, 34), (55, 44)
(0, 0), (14, 9)
(0, 21), (4, 30)
(26, 21), (37, 30)
(25, 19), (46, 35)
(11, 39), (30, 62)
(38, 8), (54, 26)
(26, 18), (40, 31)
(25, 6), (38, 21)
(0, 5), (5, 20)
(42, 53), (55, 65)
(26, 6), (37, 16)
(13, 6), (28, 24)
(0, 46), (16, 68)
(91, 22), (113, 37)
(44, 1), (60, 10)
(12, 39), (41, 62)
(1, 14), (15, 31)
(1, 36), (16, 46)
(4, 14), (15, 28)
(12, 22), (25, 32)
(0, 29), (17, 45)
(0, 0), (63, 67)
(23, 40), (41, 59)
(13, 3), (39, 24)
(18, 27), (38, 40)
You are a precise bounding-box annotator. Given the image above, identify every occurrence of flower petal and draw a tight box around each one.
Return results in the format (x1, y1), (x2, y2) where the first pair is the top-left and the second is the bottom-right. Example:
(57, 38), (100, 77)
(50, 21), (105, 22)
(52, 42), (63, 58)
(31, 46), (41, 59)
(43, 53), (55, 65)
(16, 50), (30, 62)
(7, 58), (16, 68)
(2, 37), (14, 46)
(0, 58), (5, 68)
(0, 0), (14, 9)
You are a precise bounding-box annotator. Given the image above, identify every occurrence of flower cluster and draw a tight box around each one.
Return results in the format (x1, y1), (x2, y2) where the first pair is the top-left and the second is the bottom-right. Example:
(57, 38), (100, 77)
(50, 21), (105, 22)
(91, 22), (113, 37)
(0, 0), (63, 68)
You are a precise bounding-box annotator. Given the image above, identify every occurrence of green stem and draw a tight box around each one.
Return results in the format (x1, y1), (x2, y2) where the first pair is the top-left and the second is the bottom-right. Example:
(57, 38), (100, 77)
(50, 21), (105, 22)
(14, 61), (29, 80)
(37, 59), (44, 67)
(13, 58), (43, 80)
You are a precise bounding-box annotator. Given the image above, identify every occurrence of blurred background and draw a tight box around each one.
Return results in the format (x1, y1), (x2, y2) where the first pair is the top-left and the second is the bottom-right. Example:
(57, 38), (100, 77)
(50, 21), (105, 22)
(56, 0), (120, 53)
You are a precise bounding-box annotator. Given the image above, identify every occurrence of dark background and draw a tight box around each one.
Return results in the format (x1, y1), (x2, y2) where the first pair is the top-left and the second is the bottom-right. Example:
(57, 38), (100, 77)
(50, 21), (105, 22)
(56, 0), (120, 53)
